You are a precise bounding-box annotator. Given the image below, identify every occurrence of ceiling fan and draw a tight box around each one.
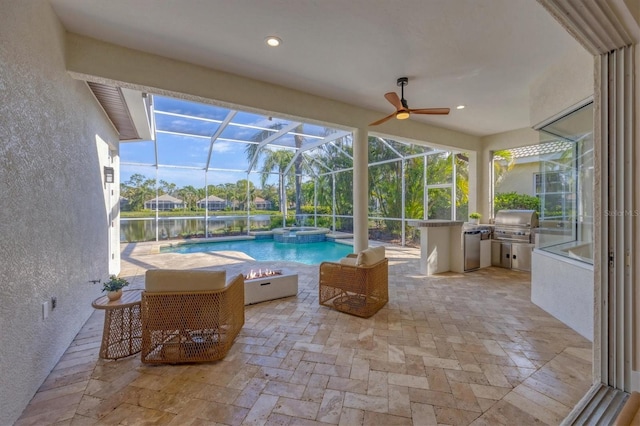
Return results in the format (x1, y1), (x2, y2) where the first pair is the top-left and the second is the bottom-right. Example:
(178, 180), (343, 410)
(369, 77), (450, 126)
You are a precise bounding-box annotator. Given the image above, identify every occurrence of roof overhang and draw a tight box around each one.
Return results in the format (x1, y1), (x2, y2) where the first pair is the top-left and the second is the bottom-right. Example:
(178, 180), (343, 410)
(88, 82), (153, 141)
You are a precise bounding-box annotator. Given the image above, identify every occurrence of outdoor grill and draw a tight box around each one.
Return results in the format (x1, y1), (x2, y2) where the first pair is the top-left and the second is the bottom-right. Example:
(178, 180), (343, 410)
(491, 210), (538, 271)
(493, 209), (539, 243)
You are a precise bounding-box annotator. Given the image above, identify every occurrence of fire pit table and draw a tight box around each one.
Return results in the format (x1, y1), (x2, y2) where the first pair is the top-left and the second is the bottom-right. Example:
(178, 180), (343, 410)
(243, 268), (298, 305)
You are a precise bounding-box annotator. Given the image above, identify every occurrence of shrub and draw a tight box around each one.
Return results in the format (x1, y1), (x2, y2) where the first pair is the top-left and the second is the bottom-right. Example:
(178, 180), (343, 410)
(494, 192), (540, 212)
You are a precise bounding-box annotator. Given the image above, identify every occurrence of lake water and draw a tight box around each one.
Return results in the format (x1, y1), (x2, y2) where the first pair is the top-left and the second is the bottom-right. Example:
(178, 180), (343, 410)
(120, 216), (271, 242)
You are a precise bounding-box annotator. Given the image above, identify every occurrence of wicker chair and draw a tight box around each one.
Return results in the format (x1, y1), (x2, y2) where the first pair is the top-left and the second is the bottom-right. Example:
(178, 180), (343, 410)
(141, 269), (244, 364)
(319, 246), (388, 318)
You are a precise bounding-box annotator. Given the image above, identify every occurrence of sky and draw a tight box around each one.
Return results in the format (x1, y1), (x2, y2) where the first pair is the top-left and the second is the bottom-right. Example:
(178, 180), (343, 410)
(119, 95), (343, 188)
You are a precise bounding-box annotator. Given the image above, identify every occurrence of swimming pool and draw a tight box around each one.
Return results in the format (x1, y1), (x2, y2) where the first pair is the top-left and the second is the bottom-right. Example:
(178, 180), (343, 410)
(161, 239), (354, 265)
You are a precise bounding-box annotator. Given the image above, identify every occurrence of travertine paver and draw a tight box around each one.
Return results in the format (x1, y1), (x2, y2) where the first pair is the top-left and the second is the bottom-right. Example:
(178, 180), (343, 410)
(16, 241), (592, 426)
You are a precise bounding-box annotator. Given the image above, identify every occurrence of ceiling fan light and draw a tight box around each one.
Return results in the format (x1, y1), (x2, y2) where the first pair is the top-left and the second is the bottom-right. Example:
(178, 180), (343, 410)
(396, 111), (410, 120)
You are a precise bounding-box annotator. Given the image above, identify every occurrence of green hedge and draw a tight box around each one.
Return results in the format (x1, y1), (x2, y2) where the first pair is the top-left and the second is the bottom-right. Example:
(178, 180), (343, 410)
(494, 192), (540, 212)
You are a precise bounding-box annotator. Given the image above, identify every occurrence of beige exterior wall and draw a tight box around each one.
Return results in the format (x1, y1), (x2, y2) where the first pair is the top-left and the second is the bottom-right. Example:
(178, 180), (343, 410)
(0, 2), (119, 423)
(478, 128), (540, 218)
(495, 162), (539, 196)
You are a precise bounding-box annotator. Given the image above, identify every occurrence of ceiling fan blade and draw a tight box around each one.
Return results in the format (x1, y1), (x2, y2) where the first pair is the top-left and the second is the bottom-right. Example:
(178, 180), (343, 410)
(409, 108), (451, 115)
(369, 112), (396, 126)
(384, 92), (403, 110)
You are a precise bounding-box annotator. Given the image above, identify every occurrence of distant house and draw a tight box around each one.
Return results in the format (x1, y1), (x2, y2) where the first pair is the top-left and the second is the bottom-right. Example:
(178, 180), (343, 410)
(143, 194), (185, 211)
(495, 140), (577, 221)
(254, 197), (272, 210)
(495, 140), (574, 197)
(197, 195), (227, 210)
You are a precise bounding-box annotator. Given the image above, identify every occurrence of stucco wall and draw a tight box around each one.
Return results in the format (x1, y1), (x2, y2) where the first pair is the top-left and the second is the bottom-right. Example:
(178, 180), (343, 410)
(529, 45), (593, 128)
(495, 162), (539, 196)
(478, 127), (540, 218)
(531, 250), (594, 341)
(0, 1), (118, 423)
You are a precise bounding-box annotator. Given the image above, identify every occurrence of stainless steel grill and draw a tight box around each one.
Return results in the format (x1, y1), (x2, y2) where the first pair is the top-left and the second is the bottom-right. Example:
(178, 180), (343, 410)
(491, 210), (538, 271)
(493, 209), (538, 243)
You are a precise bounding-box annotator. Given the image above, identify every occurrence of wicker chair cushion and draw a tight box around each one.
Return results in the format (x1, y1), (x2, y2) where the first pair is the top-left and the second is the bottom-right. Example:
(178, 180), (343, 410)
(145, 269), (227, 292)
(356, 246), (385, 266)
(339, 257), (357, 266)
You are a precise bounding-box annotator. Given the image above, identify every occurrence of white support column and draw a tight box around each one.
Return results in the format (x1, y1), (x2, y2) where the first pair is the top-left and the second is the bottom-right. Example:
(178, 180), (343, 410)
(353, 129), (368, 252)
(246, 173), (251, 235)
(314, 180), (318, 227)
(332, 174), (336, 232)
(205, 171), (208, 237)
(468, 150), (481, 218)
(451, 153), (457, 220)
(155, 168), (159, 242)
(401, 159), (406, 246)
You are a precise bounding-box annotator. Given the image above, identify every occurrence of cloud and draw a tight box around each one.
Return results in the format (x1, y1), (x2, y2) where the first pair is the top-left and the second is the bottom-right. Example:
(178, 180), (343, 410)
(211, 141), (235, 153)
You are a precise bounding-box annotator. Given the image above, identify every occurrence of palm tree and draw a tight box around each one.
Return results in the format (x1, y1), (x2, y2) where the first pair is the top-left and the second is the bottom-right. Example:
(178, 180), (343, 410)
(259, 149), (294, 216)
(261, 184), (279, 210)
(177, 185), (200, 211)
(321, 139), (353, 212)
(493, 149), (515, 186)
(292, 125), (304, 216)
(235, 179), (256, 209)
(159, 180), (177, 197)
(244, 122), (300, 217)
(222, 183), (236, 210)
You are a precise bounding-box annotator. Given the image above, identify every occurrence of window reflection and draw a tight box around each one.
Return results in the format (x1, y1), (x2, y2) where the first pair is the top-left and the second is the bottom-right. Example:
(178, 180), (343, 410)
(536, 103), (593, 263)
(491, 102), (593, 264)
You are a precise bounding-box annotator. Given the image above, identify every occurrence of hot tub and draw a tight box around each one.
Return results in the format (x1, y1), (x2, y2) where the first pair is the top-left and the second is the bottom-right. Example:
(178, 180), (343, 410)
(271, 227), (330, 243)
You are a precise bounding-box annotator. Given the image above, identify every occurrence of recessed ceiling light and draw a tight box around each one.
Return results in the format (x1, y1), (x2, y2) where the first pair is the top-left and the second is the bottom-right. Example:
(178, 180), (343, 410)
(265, 36), (282, 47)
(456, 105), (465, 110)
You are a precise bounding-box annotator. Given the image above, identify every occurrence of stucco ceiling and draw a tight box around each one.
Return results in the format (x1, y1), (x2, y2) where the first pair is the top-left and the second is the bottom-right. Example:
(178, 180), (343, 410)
(49, 0), (583, 137)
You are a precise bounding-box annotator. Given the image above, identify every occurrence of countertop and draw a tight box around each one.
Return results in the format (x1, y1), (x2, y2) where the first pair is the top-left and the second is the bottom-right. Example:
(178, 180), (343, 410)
(409, 220), (465, 228)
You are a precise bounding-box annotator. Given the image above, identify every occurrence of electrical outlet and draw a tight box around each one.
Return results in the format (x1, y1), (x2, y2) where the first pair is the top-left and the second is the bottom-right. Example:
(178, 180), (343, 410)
(42, 301), (49, 320)
(51, 297), (57, 310)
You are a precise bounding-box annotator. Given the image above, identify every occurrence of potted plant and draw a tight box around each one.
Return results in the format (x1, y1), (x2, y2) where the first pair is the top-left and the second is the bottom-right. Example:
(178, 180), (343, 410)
(469, 212), (481, 224)
(103, 275), (129, 301)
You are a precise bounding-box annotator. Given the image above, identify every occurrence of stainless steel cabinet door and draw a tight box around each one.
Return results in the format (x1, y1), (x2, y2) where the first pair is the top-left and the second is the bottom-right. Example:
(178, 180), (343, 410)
(464, 232), (481, 271)
(500, 242), (512, 269)
(511, 243), (534, 271)
(491, 241), (512, 268)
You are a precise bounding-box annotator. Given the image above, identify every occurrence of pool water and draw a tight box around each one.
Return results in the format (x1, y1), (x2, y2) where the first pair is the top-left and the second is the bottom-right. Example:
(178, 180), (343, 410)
(161, 239), (354, 265)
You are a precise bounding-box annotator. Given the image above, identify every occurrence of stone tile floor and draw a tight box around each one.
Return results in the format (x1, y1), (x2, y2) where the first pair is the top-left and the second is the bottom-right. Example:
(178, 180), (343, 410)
(17, 242), (592, 425)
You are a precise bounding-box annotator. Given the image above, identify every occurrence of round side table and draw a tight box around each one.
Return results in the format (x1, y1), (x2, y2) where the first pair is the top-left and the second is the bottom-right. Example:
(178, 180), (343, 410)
(92, 289), (143, 359)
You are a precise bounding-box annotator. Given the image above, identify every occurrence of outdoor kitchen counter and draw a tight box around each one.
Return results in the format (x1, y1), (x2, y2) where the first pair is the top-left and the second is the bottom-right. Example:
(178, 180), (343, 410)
(410, 220), (465, 227)
(410, 220), (465, 275)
